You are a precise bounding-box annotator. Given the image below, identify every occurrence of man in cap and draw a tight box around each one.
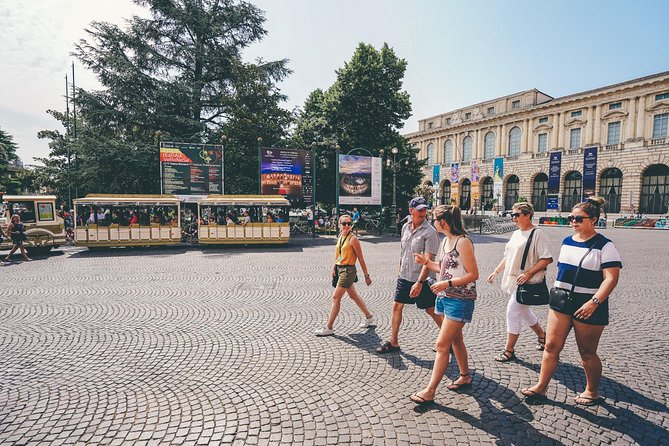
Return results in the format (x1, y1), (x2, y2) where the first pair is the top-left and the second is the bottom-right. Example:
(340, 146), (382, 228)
(376, 197), (443, 353)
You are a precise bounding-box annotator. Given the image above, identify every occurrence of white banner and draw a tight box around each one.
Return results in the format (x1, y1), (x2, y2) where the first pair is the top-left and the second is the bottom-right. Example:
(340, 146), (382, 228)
(339, 154), (382, 205)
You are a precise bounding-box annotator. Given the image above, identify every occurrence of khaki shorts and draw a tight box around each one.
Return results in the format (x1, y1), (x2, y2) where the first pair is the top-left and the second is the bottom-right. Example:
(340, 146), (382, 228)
(336, 265), (358, 288)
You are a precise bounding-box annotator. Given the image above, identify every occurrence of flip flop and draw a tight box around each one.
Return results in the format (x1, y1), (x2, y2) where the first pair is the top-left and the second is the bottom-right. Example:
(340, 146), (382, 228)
(574, 394), (601, 406)
(409, 393), (434, 406)
(376, 341), (400, 354)
(521, 389), (548, 405)
(446, 373), (472, 391)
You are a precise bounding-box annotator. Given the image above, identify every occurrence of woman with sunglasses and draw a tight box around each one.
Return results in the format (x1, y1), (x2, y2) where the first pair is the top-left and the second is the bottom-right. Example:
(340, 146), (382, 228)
(487, 202), (552, 362)
(410, 205), (479, 405)
(522, 196), (622, 405)
(315, 214), (374, 336)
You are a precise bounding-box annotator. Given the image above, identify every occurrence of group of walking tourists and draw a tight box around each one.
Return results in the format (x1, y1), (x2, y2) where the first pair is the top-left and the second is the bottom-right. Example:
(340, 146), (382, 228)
(315, 195), (622, 407)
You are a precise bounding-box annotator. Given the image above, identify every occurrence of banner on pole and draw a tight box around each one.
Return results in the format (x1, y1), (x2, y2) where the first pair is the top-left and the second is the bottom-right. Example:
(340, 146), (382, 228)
(547, 151), (562, 210)
(493, 157), (504, 208)
(471, 160), (480, 208)
(338, 154), (382, 205)
(582, 146), (598, 200)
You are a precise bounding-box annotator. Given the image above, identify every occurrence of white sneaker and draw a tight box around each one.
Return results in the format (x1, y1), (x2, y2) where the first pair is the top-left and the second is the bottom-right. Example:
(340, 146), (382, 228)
(359, 315), (376, 328)
(314, 327), (334, 336)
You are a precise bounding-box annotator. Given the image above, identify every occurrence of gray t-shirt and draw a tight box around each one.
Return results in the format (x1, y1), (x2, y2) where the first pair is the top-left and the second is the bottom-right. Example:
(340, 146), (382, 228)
(399, 219), (440, 282)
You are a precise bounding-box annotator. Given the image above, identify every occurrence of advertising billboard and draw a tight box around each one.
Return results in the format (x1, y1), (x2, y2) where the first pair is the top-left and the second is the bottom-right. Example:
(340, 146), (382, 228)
(160, 141), (223, 200)
(260, 148), (313, 206)
(338, 154), (382, 205)
(471, 160), (480, 208)
(450, 162), (459, 184)
(583, 146), (598, 200)
(548, 151), (562, 210)
(493, 157), (504, 206)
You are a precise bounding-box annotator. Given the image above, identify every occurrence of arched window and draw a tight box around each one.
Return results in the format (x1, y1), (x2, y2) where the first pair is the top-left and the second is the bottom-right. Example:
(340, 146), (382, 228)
(504, 175), (520, 210)
(484, 132), (495, 160)
(427, 143), (435, 166)
(441, 180), (451, 205)
(444, 140), (453, 164)
(562, 171), (583, 211)
(508, 127), (521, 157)
(460, 179), (471, 210)
(640, 164), (669, 214)
(463, 136), (473, 162)
(532, 173), (548, 212)
(599, 168), (623, 213)
(482, 177), (494, 210)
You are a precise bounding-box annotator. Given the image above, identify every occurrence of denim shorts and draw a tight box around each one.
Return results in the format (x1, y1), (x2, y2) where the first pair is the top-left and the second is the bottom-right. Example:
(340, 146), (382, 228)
(435, 296), (475, 323)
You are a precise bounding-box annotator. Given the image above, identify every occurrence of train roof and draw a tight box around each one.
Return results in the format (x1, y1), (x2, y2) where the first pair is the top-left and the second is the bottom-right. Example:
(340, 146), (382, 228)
(74, 194), (181, 205)
(1, 195), (58, 201)
(199, 195), (290, 206)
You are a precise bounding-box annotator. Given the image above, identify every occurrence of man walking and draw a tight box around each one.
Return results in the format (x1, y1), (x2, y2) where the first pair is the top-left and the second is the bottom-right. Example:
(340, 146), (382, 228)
(377, 197), (443, 353)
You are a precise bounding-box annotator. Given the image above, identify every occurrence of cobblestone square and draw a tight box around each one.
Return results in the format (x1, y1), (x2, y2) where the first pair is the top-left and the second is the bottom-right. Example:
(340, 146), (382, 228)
(1, 227), (667, 445)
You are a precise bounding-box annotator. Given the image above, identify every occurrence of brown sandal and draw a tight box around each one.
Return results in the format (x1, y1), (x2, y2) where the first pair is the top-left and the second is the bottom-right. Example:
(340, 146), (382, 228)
(494, 349), (516, 362)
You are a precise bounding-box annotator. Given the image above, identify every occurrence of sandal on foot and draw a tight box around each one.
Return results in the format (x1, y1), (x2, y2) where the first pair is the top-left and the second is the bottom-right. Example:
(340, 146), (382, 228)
(409, 392), (434, 406)
(574, 394), (601, 406)
(494, 349), (516, 362)
(521, 389), (548, 405)
(447, 373), (472, 391)
(537, 336), (546, 351)
(376, 340), (400, 354)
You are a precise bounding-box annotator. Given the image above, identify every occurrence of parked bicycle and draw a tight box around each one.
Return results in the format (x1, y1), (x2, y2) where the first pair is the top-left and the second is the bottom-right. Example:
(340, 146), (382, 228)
(363, 216), (385, 235)
(479, 216), (516, 234)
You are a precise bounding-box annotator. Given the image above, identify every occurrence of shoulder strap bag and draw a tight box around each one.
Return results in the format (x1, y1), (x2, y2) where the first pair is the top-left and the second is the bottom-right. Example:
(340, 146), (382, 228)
(331, 233), (358, 288)
(516, 228), (550, 305)
(548, 236), (601, 311)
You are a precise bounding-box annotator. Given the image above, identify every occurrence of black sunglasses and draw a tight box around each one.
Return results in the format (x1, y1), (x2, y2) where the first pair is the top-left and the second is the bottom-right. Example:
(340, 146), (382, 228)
(567, 215), (590, 223)
(340, 221), (353, 226)
(510, 212), (527, 218)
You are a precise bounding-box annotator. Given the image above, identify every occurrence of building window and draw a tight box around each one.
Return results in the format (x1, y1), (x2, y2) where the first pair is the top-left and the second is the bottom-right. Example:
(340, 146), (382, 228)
(484, 132), (495, 160)
(640, 164), (669, 214)
(537, 133), (548, 153)
(538, 117), (548, 124)
(482, 177), (494, 210)
(599, 168), (623, 213)
(512, 100), (521, 109)
(570, 128), (581, 149)
(428, 122), (433, 129)
(504, 175), (520, 210)
(441, 180), (451, 205)
(487, 107), (495, 115)
(444, 140), (453, 164)
(655, 92), (669, 101)
(426, 143), (435, 165)
(446, 118), (452, 125)
(463, 136), (473, 162)
(571, 110), (582, 118)
(508, 127), (521, 156)
(652, 113), (668, 139)
(607, 121), (621, 145)
(460, 179), (471, 210)
(465, 112), (472, 120)
(532, 173), (548, 212)
(609, 102), (622, 110)
(562, 171), (583, 211)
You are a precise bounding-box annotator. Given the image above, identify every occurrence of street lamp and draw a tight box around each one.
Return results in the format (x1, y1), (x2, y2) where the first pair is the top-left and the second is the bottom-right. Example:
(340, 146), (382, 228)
(221, 134), (227, 194)
(334, 144), (341, 222)
(379, 147), (410, 217)
(310, 141), (317, 238)
(257, 137), (263, 194)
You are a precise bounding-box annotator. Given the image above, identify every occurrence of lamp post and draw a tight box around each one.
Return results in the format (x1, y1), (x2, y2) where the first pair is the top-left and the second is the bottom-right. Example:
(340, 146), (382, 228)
(257, 137), (263, 194)
(311, 141), (317, 238)
(155, 130), (163, 194)
(379, 147), (409, 218)
(334, 144), (341, 222)
(221, 134), (227, 194)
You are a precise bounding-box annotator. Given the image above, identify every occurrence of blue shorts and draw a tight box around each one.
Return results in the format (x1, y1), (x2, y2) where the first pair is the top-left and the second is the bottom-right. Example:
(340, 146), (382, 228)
(435, 296), (475, 323)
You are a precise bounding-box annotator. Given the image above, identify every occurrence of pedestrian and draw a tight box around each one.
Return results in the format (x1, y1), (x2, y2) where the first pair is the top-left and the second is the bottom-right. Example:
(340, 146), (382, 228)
(410, 204), (479, 405)
(315, 214), (374, 336)
(306, 206), (314, 237)
(521, 196), (622, 406)
(487, 202), (553, 362)
(3, 214), (32, 262)
(376, 197), (441, 354)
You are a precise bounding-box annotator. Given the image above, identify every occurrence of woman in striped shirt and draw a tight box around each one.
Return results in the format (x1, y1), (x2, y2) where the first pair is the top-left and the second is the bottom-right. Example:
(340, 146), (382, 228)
(522, 197), (622, 406)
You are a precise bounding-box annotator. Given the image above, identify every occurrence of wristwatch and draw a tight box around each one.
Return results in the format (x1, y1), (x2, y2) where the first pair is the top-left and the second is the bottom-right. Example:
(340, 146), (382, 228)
(448, 280), (453, 288)
(591, 297), (600, 305)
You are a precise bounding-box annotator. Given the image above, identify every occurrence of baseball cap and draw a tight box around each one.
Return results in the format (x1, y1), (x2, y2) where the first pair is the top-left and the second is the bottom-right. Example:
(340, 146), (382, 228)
(409, 197), (429, 210)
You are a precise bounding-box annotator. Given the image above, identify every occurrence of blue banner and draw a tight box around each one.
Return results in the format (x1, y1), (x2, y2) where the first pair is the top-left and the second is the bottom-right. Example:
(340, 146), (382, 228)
(582, 147), (597, 200)
(548, 152), (561, 210)
(432, 164), (440, 186)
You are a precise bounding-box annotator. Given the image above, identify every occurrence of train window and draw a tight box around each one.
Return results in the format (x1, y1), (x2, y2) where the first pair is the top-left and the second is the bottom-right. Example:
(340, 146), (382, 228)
(10, 201), (36, 223)
(37, 202), (55, 221)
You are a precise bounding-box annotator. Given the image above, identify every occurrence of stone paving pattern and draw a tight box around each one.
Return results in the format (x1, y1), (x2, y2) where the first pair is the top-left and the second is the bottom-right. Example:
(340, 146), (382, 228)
(0, 227), (668, 445)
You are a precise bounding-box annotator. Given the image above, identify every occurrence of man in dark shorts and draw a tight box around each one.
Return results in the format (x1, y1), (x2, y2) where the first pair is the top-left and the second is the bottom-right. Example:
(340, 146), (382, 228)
(377, 197), (443, 353)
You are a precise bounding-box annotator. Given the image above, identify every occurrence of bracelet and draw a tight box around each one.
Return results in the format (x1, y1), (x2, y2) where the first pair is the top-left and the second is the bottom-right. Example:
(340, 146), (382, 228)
(364, 274), (370, 278)
(448, 279), (453, 288)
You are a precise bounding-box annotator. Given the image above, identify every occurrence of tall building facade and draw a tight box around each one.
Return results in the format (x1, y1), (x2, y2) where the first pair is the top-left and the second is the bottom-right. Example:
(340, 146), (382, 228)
(406, 72), (669, 215)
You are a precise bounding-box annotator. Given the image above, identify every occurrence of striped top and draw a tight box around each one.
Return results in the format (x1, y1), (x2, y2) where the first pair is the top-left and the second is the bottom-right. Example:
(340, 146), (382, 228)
(554, 233), (623, 295)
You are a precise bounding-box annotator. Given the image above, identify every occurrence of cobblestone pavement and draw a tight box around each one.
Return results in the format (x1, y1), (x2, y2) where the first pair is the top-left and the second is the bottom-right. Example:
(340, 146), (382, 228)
(0, 227), (668, 445)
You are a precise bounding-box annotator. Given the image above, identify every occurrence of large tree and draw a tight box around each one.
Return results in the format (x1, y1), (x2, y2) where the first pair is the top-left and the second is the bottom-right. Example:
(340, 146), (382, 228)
(40, 0), (292, 199)
(0, 126), (21, 193)
(293, 43), (422, 211)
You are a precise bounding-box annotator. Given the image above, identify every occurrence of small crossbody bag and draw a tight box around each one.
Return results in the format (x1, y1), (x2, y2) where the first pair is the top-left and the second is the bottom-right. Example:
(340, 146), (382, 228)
(548, 237), (601, 311)
(515, 228), (550, 306)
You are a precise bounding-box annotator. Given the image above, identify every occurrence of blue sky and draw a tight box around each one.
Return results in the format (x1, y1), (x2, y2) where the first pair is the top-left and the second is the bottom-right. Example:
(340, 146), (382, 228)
(1, 0), (668, 162)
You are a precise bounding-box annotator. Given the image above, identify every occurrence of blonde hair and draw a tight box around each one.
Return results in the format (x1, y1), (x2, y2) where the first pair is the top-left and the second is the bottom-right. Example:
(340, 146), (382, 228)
(339, 214), (352, 224)
(512, 202), (534, 218)
(573, 196), (606, 219)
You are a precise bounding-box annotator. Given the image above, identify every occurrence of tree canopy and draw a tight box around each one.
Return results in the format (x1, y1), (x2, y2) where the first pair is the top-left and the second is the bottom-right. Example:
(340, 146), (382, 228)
(0, 126), (21, 193)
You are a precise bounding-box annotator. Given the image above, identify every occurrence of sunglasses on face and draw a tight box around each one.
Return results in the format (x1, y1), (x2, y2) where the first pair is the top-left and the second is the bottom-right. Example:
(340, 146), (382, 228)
(340, 221), (353, 226)
(511, 212), (527, 218)
(567, 215), (589, 223)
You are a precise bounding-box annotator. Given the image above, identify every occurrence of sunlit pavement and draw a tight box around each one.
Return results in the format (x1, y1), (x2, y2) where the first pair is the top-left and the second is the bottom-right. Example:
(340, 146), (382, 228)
(1, 227), (667, 445)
